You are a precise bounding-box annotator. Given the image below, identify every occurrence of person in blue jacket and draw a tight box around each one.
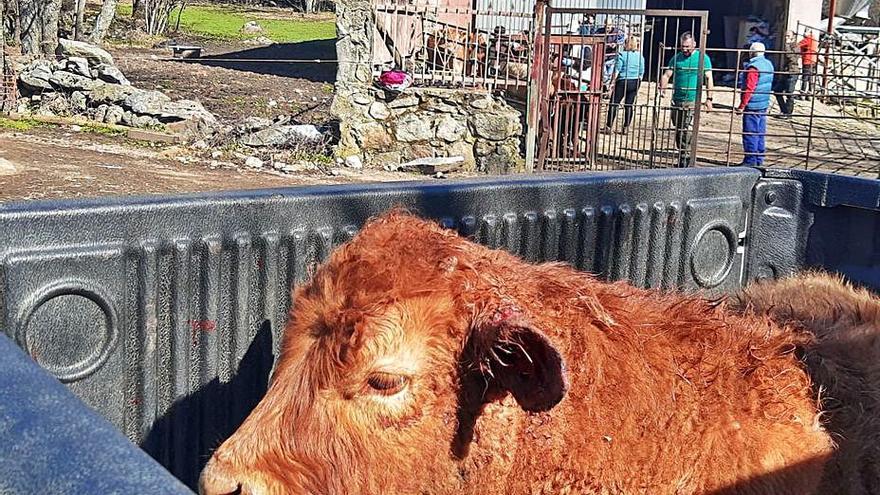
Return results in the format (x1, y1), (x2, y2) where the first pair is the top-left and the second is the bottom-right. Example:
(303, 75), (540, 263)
(602, 35), (645, 134)
(736, 42), (775, 166)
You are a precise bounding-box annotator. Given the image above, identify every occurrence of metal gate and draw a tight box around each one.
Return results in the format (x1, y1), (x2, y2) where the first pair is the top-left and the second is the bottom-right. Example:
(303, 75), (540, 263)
(528, 6), (709, 171)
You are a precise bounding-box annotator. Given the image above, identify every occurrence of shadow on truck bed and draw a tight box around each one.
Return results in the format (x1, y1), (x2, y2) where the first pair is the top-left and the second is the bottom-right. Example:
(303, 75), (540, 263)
(142, 323), (276, 489)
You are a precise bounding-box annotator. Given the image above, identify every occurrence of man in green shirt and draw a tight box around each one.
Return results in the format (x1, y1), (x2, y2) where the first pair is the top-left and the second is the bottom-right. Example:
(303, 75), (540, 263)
(659, 32), (714, 167)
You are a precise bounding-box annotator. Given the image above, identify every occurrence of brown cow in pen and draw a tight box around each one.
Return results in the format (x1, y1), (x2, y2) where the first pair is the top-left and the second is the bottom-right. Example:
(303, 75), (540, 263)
(200, 211), (877, 495)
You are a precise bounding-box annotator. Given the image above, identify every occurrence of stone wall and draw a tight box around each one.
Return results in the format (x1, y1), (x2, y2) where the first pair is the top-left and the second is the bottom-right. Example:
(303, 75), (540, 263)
(339, 87), (524, 173)
(13, 39), (216, 134)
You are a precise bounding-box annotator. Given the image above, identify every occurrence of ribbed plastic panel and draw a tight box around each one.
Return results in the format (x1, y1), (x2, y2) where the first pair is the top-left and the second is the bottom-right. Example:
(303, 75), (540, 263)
(0, 168), (759, 488)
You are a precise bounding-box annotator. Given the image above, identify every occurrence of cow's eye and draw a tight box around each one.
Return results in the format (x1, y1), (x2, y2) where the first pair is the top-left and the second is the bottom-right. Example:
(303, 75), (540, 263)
(366, 372), (410, 396)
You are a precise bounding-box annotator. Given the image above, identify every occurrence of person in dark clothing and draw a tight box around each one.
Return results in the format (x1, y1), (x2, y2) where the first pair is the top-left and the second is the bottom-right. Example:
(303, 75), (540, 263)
(774, 31), (800, 117)
(593, 16), (626, 90)
(603, 36), (645, 133)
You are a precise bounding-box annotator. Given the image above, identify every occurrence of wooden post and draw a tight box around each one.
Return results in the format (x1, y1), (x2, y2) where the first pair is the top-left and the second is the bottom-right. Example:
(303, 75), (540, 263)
(524, 0), (547, 173)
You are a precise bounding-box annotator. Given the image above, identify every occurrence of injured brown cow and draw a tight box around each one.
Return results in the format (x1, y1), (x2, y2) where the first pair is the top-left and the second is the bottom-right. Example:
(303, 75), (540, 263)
(201, 211), (855, 495)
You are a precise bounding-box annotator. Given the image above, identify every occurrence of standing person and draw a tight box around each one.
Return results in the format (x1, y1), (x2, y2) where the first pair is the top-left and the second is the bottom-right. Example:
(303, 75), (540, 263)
(603, 36), (645, 134)
(594, 16), (626, 92)
(736, 42), (775, 166)
(577, 14), (595, 36)
(774, 31), (800, 117)
(799, 30), (819, 99)
(562, 18), (594, 93)
(658, 32), (714, 168)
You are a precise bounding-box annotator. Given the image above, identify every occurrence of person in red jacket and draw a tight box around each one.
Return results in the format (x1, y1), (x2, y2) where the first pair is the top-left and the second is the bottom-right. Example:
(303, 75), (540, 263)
(799, 31), (819, 99)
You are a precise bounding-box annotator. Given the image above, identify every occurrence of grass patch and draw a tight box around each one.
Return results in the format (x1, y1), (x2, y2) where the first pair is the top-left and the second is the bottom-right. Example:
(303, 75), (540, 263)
(80, 122), (127, 137)
(0, 116), (129, 137)
(117, 4), (336, 43)
(0, 117), (44, 131)
(298, 151), (333, 164)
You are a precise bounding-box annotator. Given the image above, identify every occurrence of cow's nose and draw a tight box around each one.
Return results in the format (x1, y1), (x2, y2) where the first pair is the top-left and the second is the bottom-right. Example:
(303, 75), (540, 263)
(199, 457), (246, 495)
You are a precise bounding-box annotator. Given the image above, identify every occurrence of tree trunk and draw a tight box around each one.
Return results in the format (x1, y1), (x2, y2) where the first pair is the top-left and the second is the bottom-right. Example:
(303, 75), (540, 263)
(74, 0), (86, 39)
(131, 0), (145, 31)
(19, 0), (42, 54)
(174, 0), (185, 31)
(11, 0), (22, 47)
(40, 0), (61, 55)
(0, 0), (5, 52)
(89, 0), (118, 43)
(59, 0), (74, 39)
(1, 0), (5, 97)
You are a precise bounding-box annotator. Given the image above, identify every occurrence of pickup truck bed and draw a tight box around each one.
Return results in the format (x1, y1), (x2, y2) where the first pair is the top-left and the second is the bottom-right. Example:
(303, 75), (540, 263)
(1, 167), (877, 493)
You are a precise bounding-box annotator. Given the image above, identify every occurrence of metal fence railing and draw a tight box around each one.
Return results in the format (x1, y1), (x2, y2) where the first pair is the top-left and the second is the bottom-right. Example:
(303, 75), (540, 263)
(581, 44), (880, 175)
(531, 8), (710, 172)
(1, 50), (16, 113)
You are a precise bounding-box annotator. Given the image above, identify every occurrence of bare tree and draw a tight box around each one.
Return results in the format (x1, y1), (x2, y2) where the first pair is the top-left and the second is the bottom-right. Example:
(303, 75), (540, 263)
(143, 0), (181, 35)
(1, 0), (14, 114)
(16, 0), (62, 54)
(11, 0), (21, 47)
(19, 0), (42, 54)
(1, 0), (5, 100)
(89, 0), (118, 42)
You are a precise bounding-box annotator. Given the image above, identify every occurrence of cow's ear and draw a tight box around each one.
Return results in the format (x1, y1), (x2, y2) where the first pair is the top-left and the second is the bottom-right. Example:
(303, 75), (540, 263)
(471, 310), (568, 412)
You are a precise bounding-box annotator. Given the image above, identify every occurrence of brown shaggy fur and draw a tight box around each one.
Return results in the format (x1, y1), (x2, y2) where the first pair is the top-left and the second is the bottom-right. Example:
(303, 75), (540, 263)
(732, 272), (880, 495)
(201, 211), (837, 495)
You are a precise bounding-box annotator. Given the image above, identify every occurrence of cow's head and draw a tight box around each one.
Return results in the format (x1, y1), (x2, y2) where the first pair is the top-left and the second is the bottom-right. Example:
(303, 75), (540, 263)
(199, 212), (569, 494)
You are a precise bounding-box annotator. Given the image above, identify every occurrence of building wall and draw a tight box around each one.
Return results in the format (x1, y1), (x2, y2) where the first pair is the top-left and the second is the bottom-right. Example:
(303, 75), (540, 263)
(785, 0), (823, 34)
(474, 0), (648, 35)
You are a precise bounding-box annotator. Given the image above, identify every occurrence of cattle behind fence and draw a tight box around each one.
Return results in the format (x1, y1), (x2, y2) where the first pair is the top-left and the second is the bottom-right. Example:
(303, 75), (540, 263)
(373, 2), (535, 93)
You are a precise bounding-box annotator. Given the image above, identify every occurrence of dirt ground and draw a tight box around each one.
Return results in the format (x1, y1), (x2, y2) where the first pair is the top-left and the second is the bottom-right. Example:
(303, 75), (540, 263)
(0, 24), (427, 204)
(111, 41), (337, 124)
(586, 84), (880, 176)
(0, 127), (417, 203)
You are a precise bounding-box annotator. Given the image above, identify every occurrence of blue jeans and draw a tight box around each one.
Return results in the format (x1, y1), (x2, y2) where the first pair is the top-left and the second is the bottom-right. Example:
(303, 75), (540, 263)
(742, 109), (767, 165)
